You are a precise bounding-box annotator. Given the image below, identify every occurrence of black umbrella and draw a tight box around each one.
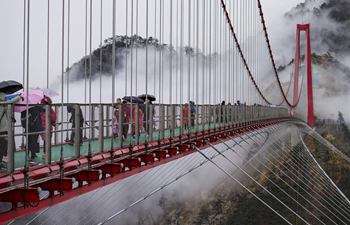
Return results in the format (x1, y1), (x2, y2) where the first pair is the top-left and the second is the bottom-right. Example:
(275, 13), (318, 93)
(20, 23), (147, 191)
(138, 94), (156, 102)
(0, 80), (23, 94)
(122, 96), (144, 104)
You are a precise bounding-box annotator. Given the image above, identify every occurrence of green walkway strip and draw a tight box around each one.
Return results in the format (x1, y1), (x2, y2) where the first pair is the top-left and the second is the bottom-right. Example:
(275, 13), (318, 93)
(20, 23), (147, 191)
(13, 123), (219, 169)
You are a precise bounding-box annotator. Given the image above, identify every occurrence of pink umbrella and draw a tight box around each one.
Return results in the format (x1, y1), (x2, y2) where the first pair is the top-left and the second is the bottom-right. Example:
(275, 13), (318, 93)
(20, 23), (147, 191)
(14, 89), (44, 112)
(33, 87), (59, 97)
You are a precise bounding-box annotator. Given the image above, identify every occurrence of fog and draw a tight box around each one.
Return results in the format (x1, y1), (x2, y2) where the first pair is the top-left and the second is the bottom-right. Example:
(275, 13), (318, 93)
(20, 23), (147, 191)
(4, 0), (350, 224)
(269, 0), (350, 121)
(0, 0), (302, 107)
(9, 123), (293, 225)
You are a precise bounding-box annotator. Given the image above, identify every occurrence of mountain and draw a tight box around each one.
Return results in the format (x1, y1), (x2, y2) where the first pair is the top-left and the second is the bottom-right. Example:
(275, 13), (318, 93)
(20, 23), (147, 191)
(66, 35), (194, 82)
(64, 0), (350, 121)
(285, 0), (350, 54)
(150, 2), (350, 224)
(152, 126), (350, 225)
(67, 35), (164, 81)
(274, 52), (350, 97)
(266, 0), (350, 121)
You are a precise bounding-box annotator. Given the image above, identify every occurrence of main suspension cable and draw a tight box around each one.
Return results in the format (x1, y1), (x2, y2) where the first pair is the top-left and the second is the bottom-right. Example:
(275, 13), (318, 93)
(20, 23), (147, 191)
(256, 0), (297, 108)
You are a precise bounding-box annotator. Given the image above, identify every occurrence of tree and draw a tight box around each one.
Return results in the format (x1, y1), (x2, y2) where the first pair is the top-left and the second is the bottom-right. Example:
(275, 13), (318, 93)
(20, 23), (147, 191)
(338, 112), (350, 146)
(338, 112), (346, 124)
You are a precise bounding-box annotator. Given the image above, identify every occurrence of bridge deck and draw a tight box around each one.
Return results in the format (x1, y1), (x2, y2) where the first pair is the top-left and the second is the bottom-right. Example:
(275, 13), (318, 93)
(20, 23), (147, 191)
(12, 125), (213, 170)
(0, 103), (289, 223)
(0, 119), (287, 224)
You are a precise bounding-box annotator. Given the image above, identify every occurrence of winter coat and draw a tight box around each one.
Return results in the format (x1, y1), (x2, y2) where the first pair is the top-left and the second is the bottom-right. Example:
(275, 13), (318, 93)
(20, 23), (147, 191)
(0, 92), (20, 133)
(121, 104), (131, 123)
(112, 107), (120, 135)
(40, 108), (57, 141)
(21, 106), (44, 132)
(141, 104), (155, 122)
(67, 105), (84, 127)
(182, 105), (189, 125)
(140, 104), (146, 122)
(189, 102), (196, 114)
(41, 108), (57, 130)
(132, 106), (143, 129)
(112, 117), (119, 135)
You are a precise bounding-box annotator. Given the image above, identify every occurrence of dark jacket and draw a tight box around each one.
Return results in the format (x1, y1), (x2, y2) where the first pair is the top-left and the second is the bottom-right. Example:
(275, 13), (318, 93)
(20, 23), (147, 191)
(140, 104), (146, 122)
(67, 105), (84, 127)
(21, 106), (44, 132)
(121, 104), (131, 123)
(189, 101), (196, 114)
(141, 103), (155, 122)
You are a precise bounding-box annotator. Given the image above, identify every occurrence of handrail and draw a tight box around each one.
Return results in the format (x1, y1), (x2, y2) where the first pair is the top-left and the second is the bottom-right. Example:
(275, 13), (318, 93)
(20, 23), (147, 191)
(0, 103), (288, 175)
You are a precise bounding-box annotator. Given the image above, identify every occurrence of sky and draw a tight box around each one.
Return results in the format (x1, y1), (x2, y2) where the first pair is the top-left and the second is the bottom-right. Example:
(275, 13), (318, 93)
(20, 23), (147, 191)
(0, 0), (301, 111)
(0, 0), (303, 88)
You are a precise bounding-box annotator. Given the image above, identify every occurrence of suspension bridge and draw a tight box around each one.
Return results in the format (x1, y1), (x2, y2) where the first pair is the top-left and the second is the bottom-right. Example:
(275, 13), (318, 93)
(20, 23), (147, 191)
(0, 0), (349, 224)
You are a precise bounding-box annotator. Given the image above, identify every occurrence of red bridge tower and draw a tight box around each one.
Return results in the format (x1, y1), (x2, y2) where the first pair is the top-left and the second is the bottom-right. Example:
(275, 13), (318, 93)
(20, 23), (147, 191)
(293, 24), (314, 127)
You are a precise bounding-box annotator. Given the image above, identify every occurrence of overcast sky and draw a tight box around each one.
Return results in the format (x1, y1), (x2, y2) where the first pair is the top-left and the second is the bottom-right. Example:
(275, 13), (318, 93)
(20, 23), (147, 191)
(0, 0), (304, 87)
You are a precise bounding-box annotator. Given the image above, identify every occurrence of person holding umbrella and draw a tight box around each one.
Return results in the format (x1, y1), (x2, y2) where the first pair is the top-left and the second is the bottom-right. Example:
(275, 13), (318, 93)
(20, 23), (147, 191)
(122, 96), (144, 139)
(143, 99), (153, 134)
(182, 103), (189, 130)
(21, 105), (44, 161)
(14, 89), (45, 162)
(40, 96), (57, 159)
(112, 98), (122, 137)
(138, 94), (156, 134)
(189, 101), (196, 126)
(0, 81), (22, 168)
(67, 104), (84, 145)
(121, 100), (131, 140)
(132, 103), (144, 136)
